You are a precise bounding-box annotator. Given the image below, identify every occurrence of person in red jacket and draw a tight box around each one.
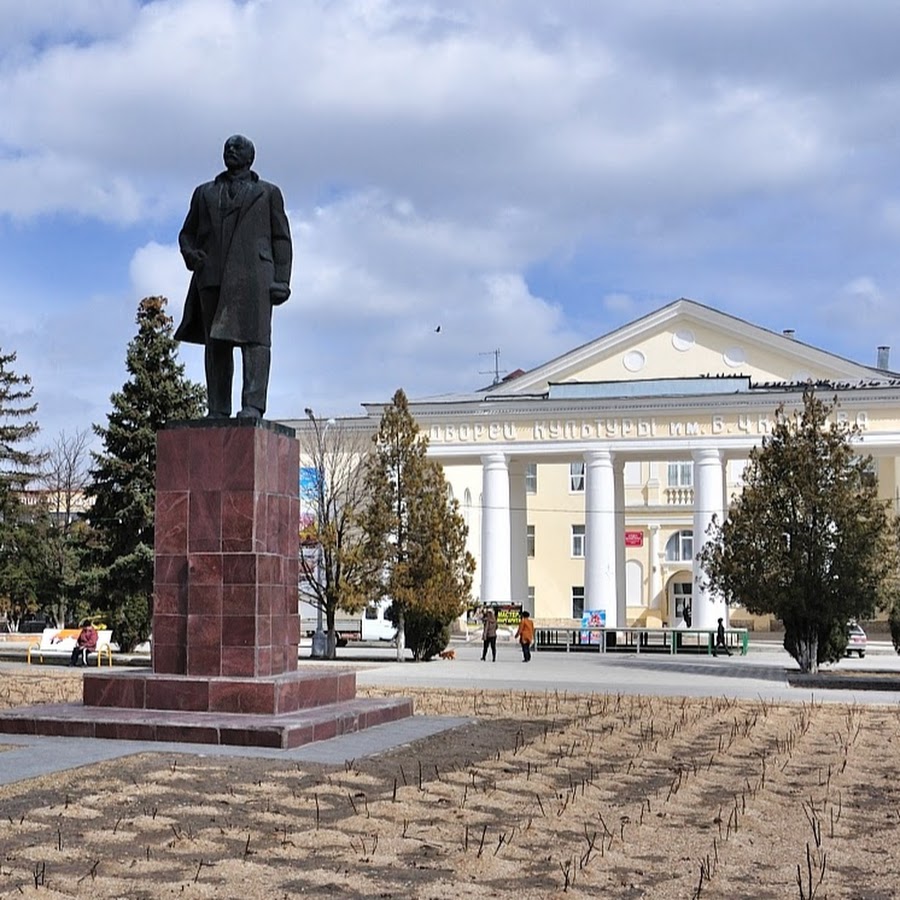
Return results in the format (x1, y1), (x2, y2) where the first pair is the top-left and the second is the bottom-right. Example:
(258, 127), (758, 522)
(71, 622), (98, 667)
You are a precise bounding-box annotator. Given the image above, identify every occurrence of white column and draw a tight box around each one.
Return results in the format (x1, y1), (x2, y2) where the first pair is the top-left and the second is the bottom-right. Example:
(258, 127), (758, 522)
(692, 448), (726, 629)
(649, 524), (662, 617)
(614, 457), (627, 627)
(480, 453), (511, 606)
(509, 459), (529, 612)
(584, 449), (617, 628)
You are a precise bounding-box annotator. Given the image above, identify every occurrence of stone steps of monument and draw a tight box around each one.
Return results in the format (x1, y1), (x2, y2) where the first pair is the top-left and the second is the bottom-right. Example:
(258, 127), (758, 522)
(0, 696), (414, 750)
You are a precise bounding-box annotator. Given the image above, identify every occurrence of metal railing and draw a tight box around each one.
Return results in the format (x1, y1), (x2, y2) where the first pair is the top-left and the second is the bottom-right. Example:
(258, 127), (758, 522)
(533, 626), (749, 655)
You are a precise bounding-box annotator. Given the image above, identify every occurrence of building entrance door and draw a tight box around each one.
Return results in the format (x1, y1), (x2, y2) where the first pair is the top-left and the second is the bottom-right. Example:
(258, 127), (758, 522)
(669, 579), (693, 628)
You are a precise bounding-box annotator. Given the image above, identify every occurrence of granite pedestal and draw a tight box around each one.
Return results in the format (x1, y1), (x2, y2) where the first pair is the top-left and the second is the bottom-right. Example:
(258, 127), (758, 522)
(0, 419), (413, 749)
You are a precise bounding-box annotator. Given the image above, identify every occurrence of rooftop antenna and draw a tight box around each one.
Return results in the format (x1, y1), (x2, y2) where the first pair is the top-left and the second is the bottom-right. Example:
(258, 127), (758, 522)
(479, 348), (507, 385)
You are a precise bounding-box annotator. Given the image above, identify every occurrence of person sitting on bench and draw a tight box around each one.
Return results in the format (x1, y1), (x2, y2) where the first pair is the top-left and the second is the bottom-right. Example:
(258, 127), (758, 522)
(70, 621), (98, 667)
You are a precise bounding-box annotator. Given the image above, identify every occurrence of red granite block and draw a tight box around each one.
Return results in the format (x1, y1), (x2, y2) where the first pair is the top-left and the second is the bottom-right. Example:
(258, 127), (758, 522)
(153, 614), (187, 647)
(220, 615), (257, 646)
(0, 717), (34, 735)
(157, 723), (221, 743)
(253, 491), (269, 553)
(312, 719), (338, 742)
(222, 583), (258, 616)
(187, 645), (222, 677)
(284, 724), (316, 749)
(251, 584), (269, 616)
(337, 672), (357, 702)
(209, 681), (273, 714)
(222, 491), (256, 552)
(222, 427), (258, 490)
(272, 678), (297, 712)
(220, 727), (283, 748)
(146, 678), (210, 711)
(255, 615), (272, 647)
(152, 643), (186, 674)
(221, 646), (256, 676)
(277, 433), (297, 494)
(95, 721), (156, 741)
(189, 428), (224, 491)
(187, 552), (223, 585)
(223, 553), (257, 585)
(257, 555), (278, 586)
(83, 674), (146, 709)
(155, 491), (189, 555)
(155, 554), (188, 586)
(266, 495), (284, 555)
(255, 646), (273, 676)
(57, 713), (102, 737)
(187, 613), (223, 649)
(188, 584), (223, 617)
(156, 429), (191, 491)
(154, 583), (186, 617)
(189, 490), (222, 553)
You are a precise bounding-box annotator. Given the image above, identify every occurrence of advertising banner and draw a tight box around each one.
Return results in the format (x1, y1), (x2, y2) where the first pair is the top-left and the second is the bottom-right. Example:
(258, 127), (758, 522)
(580, 609), (606, 643)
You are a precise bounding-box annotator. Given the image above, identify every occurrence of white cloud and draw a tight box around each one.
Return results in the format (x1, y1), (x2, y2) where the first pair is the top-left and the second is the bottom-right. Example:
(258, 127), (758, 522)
(129, 241), (190, 310)
(5, 0), (900, 438)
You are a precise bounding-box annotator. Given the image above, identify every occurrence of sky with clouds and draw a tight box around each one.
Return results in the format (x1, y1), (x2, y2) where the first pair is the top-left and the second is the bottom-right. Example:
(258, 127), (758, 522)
(3, 0), (900, 447)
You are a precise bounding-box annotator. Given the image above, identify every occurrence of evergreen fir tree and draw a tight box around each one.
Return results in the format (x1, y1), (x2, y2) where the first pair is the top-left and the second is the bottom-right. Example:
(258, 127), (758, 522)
(0, 349), (49, 626)
(361, 389), (474, 661)
(699, 388), (900, 674)
(85, 296), (205, 650)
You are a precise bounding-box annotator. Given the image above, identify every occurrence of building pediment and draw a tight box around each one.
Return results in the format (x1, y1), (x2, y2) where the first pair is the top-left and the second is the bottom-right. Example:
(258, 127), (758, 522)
(488, 298), (892, 397)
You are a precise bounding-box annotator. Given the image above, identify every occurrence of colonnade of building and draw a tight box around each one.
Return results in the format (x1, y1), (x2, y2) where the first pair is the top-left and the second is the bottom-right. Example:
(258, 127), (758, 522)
(476, 447), (729, 629)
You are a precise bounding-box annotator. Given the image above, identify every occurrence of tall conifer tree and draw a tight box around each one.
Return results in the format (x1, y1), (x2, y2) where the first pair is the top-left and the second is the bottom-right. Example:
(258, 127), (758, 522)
(85, 297), (205, 649)
(0, 349), (48, 626)
(361, 389), (474, 661)
(700, 389), (900, 673)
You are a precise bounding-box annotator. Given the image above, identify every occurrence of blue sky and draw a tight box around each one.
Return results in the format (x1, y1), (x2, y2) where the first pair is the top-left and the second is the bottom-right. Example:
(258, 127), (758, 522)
(4, 0), (900, 447)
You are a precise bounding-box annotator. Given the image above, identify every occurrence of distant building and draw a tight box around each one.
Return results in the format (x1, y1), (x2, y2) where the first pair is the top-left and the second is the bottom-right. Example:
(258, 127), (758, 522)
(285, 298), (900, 630)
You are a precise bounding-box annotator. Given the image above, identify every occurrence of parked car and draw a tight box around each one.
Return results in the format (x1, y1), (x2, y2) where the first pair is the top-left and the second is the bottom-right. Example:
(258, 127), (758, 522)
(846, 622), (867, 658)
(20, 615), (50, 634)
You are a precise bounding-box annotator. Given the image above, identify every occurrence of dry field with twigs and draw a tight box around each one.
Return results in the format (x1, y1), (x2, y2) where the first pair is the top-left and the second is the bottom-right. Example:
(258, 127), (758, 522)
(1, 670), (899, 898)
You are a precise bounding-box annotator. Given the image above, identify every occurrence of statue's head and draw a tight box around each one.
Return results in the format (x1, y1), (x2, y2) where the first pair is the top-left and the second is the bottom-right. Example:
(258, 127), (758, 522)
(223, 134), (255, 171)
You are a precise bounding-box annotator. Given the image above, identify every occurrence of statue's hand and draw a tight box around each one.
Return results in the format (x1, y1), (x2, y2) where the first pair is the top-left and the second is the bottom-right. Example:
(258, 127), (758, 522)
(270, 282), (291, 305)
(184, 249), (207, 271)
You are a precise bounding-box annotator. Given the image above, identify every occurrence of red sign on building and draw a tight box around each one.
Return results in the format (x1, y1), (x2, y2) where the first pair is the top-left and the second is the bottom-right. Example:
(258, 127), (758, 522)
(624, 530), (644, 547)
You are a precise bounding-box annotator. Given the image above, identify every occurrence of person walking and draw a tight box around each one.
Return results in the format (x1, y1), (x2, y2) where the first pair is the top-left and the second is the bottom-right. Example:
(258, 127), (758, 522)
(515, 610), (535, 662)
(713, 617), (733, 656)
(481, 607), (498, 661)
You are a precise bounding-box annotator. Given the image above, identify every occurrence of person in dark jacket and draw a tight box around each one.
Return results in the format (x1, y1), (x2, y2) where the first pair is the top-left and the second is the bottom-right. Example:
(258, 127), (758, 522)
(481, 608), (498, 661)
(175, 134), (292, 419)
(713, 617), (732, 656)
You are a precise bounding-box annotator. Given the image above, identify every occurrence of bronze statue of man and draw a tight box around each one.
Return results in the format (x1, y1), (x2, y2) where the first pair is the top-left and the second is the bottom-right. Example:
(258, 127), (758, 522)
(175, 134), (292, 419)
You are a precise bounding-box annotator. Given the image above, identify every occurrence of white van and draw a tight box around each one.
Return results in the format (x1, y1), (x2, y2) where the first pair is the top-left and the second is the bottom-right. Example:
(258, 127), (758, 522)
(361, 599), (396, 642)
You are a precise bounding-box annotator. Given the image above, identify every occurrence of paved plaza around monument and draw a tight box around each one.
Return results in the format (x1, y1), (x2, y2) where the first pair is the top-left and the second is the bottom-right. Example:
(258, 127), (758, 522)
(2, 636), (899, 787)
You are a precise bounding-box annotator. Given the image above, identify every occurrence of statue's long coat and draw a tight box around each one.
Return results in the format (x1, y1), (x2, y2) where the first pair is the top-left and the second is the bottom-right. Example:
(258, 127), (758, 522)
(175, 170), (292, 347)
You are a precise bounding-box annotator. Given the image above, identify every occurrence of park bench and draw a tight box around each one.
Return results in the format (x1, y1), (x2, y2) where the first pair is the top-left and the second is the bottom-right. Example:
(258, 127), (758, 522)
(26, 628), (114, 667)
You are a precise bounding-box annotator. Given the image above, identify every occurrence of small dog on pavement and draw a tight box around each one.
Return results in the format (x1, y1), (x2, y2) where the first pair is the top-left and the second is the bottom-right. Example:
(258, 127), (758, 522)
(438, 648), (456, 660)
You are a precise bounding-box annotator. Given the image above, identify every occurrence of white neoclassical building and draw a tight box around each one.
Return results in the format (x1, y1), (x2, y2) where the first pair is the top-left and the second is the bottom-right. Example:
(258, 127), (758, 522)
(289, 298), (900, 631)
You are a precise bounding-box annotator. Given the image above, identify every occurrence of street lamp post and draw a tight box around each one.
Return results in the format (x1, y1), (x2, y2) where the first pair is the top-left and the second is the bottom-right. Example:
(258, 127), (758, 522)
(305, 408), (334, 659)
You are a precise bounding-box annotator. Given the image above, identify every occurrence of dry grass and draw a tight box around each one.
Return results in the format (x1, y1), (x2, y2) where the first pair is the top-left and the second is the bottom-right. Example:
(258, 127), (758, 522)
(1, 672), (900, 897)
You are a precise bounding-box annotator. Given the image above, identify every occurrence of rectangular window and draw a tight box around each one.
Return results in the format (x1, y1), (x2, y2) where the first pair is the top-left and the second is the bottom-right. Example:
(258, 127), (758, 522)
(525, 462), (537, 494)
(570, 462), (585, 492)
(526, 525), (535, 558)
(571, 524), (585, 558)
(572, 586), (585, 620)
(527, 586), (535, 609)
(667, 461), (693, 487)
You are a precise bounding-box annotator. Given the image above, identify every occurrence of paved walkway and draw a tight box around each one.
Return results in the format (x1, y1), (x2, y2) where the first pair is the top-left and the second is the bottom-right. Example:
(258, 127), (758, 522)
(1, 638), (897, 786)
